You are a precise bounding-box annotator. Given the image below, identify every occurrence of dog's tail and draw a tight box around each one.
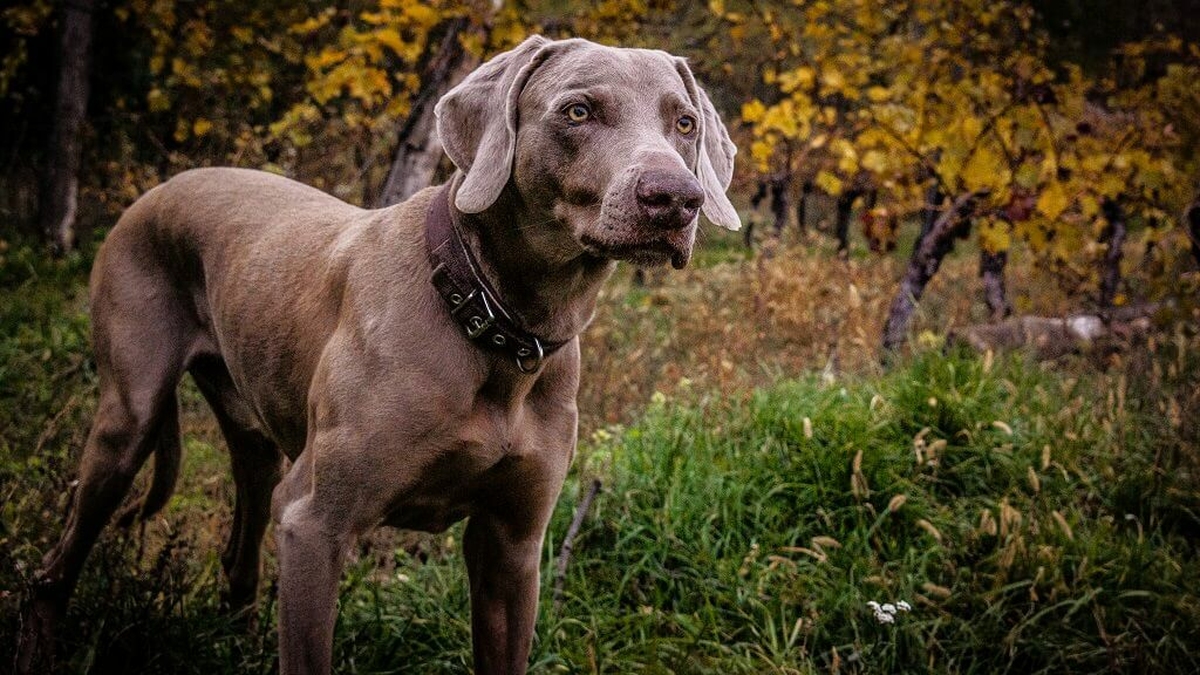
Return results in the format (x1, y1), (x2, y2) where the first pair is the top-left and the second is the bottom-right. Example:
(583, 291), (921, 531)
(115, 393), (182, 528)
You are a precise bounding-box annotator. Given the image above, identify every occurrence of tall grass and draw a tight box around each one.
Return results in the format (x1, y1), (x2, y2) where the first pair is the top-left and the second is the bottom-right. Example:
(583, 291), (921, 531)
(331, 350), (1197, 673)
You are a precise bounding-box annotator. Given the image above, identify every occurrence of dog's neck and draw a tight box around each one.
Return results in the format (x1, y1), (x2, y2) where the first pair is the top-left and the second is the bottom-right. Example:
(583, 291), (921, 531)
(448, 179), (617, 346)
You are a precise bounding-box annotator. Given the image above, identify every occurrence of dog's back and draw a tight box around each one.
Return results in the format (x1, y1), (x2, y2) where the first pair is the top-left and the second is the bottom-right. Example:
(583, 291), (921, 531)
(92, 167), (432, 451)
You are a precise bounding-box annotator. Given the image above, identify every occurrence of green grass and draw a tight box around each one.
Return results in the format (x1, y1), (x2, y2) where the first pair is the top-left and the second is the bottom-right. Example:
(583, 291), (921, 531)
(3, 234), (1199, 673)
(15, 350), (1196, 674)
(528, 350), (1199, 673)
(313, 349), (1199, 673)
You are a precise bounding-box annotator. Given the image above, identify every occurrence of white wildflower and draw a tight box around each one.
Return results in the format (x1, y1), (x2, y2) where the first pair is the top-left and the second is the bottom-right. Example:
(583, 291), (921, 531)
(867, 599), (912, 624)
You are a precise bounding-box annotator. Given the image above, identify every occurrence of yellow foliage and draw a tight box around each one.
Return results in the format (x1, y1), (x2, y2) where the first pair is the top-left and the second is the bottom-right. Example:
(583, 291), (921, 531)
(742, 99), (767, 124)
(978, 219), (1011, 254)
(146, 88), (170, 113)
(815, 171), (843, 195)
(961, 147), (1003, 192)
(778, 66), (815, 93)
(1036, 182), (1070, 221)
(751, 139), (774, 171)
(820, 66), (845, 94)
(373, 28), (408, 58)
(860, 149), (888, 174)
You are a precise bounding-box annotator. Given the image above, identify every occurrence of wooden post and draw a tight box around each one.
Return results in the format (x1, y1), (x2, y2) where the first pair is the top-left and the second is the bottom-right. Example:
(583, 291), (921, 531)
(980, 249), (1012, 321)
(1098, 199), (1126, 310)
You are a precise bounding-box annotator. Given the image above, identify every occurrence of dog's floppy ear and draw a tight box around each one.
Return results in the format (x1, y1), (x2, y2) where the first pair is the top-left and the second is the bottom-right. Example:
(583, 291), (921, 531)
(674, 59), (741, 231)
(435, 35), (553, 214)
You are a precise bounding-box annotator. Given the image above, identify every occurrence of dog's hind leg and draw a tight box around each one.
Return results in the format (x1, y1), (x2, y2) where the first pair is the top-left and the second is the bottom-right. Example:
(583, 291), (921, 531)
(16, 254), (194, 675)
(17, 372), (187, 674)
(191, 356), (283, 622)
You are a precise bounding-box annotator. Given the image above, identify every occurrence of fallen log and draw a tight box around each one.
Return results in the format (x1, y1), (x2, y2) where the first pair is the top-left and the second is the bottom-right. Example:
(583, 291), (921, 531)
(948, 309), (1155, 360)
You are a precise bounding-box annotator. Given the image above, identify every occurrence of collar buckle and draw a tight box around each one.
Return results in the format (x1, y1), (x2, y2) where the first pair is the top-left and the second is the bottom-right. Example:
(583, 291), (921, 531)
(463, 292), (496, 339)
(514, 338), (544, 374)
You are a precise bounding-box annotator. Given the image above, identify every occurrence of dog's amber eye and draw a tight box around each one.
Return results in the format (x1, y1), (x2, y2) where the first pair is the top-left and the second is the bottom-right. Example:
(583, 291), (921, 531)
(566, 104), (591, 123)
(676, 115), (696, 135)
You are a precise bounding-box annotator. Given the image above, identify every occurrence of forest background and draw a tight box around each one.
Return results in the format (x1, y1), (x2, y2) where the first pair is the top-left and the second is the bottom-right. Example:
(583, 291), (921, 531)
(2, 1), (1200, 672)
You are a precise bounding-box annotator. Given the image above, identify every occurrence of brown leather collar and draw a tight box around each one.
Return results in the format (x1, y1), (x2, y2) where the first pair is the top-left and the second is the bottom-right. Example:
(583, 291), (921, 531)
(425, 184), (567, 373)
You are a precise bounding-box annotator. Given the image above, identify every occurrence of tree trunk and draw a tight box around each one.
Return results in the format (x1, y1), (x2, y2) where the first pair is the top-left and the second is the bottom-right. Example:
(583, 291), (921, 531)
(39, 0), (96, 254)
(796, 180), (812, 236)
(915, 183), (945, 250)
(1098, 199), (1126, 310)
(744, 181), (768, 248)
(770, 175), (789, 234)
(834, 189), (862, 257)
(979, 249), (1011, 321)
(375, 17), (477, 207)
(1186, 199), (1200, 268)
(882, 191), (984, 353)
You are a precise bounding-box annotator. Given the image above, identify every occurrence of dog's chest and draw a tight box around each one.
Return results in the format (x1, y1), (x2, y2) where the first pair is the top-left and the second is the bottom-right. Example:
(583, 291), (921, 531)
(381, 399), (523, 533)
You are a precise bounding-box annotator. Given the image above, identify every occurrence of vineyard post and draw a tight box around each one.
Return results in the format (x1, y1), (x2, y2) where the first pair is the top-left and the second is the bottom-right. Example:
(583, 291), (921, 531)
(980, 248), (1012, 321)
(1099, 199), (1127, 310)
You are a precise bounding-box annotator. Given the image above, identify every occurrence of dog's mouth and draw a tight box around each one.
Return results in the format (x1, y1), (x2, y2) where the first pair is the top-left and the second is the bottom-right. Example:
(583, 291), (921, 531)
(579, 232), (691, 269)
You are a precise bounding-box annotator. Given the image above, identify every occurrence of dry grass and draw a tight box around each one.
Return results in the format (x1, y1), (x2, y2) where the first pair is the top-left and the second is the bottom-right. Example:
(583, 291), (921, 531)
(578, 232), (1076, 436)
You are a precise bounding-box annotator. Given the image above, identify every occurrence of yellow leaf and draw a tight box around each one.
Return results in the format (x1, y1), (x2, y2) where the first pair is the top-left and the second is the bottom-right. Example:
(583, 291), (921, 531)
(1098, 174), (1125, 199)
(820, 66), (845, 93)
(1014, 163), (1039, 189)
(1036, 182), (1069, 221)
(779, 66), (815, 93)
(751, 139), (774, 171)
(815, 171), (843, 195)
(192, 118), (213, 137)
(373, 28), (405, 58)
(962, 147), (1001, 192)
(861, 149), (888, 174)
(1079, 195), (1100, 219)
(742, 99), (766, 124)
(978, 219), (1011, 253)
(961, 115), (982, 140)
(147, 88), (170, 113)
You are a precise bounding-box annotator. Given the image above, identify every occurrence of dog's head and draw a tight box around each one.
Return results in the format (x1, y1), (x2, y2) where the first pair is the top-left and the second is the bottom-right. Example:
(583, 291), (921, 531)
(435, 36), (739, 270)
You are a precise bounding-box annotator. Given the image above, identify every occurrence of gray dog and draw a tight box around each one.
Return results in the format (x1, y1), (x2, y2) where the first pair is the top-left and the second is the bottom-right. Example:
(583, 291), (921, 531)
(17, 35), (739, 674)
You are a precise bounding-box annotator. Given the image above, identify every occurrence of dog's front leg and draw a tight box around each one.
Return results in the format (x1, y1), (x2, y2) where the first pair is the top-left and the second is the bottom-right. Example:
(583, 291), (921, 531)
(463, 509), (549, 675)
(273, 473), (352, 675)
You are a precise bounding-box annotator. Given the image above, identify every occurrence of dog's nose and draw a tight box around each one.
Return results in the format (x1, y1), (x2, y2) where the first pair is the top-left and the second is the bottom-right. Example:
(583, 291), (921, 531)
(636, 170), (704, 229)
